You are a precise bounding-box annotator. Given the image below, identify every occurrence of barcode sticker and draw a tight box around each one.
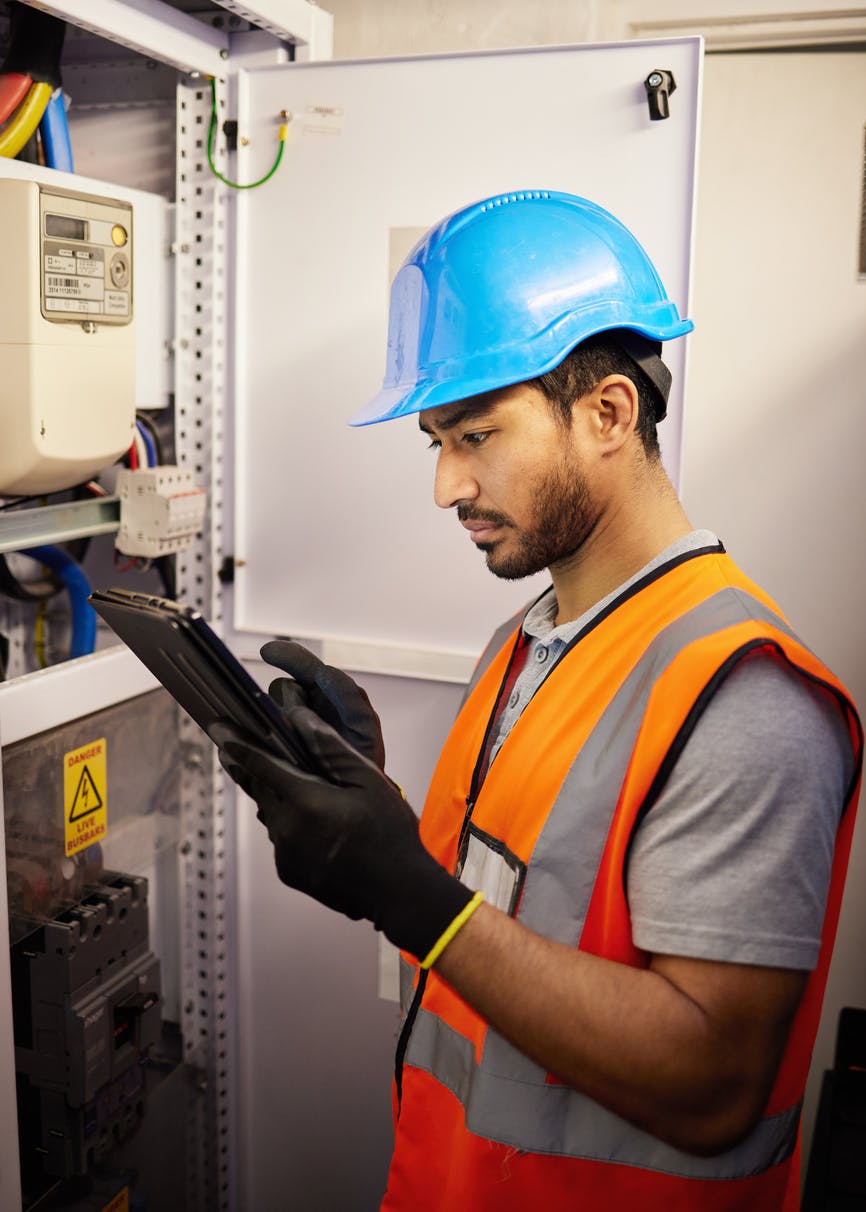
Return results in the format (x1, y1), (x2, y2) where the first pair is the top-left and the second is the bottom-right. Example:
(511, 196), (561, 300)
(45, 273), (105, 300)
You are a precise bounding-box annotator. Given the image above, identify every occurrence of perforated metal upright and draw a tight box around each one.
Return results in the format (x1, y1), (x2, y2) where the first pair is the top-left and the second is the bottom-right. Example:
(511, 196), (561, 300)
(0, 6), (335, 1209)
(174, 75), (235, 1212)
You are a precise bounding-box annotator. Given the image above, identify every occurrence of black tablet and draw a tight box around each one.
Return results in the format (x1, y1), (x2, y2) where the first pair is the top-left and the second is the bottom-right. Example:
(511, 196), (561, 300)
(89, 587), (309, 770)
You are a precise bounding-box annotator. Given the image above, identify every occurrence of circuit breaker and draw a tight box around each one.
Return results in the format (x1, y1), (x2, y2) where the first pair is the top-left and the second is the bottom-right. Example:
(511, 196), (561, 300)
(12, 874), (161, 1179)
(116, 466), (207, 557)
(0, 179), (137, 495)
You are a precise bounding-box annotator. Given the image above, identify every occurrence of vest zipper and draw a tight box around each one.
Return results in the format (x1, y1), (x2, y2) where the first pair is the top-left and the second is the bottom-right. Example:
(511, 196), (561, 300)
(455, 796), (475, 874)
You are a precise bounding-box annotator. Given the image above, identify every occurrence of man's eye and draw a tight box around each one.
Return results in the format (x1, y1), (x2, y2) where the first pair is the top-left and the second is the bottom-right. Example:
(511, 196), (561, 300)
(426, 438), (441, 451)
(463, 431), (490, 446)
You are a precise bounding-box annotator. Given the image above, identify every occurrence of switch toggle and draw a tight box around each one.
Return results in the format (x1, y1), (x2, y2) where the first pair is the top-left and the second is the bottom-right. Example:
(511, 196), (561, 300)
(113, 990), (160, 1051)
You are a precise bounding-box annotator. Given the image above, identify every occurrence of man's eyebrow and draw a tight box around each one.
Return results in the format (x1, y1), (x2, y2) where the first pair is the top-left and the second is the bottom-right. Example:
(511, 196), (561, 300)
(418, 398), (499, 435)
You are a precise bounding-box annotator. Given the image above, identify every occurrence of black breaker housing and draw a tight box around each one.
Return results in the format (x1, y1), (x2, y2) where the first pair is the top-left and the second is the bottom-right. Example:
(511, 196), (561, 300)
(12, 872), (162, 1179)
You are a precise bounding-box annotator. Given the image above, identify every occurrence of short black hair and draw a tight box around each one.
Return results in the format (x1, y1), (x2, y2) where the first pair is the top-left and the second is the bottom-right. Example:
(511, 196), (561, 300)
(529, 331), (664, 459)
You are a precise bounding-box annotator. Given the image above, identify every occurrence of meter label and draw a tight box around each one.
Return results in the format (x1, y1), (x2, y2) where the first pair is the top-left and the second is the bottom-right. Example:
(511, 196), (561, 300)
(45, 273), (105, 300)
(45, 297), (100, 314)
(76, 256), (104, 278)
(45, 253), (75, 273)
(105, 290), (130, 315)
(64, 738), (108, 856)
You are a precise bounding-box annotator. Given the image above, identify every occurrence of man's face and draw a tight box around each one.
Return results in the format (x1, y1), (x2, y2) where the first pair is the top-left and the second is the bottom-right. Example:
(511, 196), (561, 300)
(418, 384), (600, 580)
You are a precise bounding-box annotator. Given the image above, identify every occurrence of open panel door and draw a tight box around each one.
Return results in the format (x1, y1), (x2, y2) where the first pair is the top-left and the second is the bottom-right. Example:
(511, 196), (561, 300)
(232, 38), (702, 674)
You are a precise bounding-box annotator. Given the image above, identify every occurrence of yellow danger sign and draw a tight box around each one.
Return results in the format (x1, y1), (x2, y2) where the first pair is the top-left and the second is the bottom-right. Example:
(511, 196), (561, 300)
(99, 1189), (129, 1212)
(64, 738), (108, 856)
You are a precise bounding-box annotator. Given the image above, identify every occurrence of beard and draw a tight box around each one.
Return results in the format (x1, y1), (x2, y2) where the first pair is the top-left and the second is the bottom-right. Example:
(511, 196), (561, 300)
(458, 460), (599, 581)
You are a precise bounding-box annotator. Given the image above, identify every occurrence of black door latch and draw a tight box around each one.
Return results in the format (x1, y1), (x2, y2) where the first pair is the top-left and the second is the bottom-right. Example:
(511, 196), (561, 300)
(644, 70), (677, 121)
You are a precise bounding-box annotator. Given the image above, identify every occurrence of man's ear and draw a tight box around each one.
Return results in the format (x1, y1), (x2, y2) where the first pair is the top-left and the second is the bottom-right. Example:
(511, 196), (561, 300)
(579, 374), (639, 453)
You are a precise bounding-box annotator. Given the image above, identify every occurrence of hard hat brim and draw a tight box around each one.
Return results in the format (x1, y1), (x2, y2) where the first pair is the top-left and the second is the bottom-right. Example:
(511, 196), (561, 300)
(350, 317), (694, 427)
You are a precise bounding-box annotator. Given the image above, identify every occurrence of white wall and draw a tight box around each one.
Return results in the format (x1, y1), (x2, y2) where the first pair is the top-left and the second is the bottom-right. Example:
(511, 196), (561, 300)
(326, 0), (598, 58)
(681, 46), (866, 1165)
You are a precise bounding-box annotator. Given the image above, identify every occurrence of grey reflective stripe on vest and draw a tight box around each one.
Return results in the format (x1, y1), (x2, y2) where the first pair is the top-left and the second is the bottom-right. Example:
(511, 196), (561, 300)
(407, 586), (802, 1174)
(516, 587), (799, 954)
(408, 1007), (801, 1178)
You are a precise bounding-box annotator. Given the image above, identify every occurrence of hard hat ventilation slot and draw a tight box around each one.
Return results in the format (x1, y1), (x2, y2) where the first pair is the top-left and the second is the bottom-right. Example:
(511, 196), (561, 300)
(480, 190), (550, 213)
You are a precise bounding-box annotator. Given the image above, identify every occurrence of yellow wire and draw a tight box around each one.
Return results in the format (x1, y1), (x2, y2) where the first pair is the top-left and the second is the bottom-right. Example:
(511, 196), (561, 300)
(34, 600), (47, 669)
(0, 81), (52, 159)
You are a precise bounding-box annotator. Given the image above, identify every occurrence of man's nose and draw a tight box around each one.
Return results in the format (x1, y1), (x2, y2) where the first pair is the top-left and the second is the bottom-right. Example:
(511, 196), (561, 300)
(433, 449), (479, 510)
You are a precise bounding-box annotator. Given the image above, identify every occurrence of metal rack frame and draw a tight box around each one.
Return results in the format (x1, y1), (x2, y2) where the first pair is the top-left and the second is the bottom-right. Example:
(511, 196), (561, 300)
(174, 73), (234, 1212)
(0, 4), (332, 1209)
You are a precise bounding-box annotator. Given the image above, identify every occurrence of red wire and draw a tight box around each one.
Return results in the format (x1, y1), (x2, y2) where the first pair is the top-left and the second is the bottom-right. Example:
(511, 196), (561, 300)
(0, 72), (32, 126)
(127, 441), (139, 469)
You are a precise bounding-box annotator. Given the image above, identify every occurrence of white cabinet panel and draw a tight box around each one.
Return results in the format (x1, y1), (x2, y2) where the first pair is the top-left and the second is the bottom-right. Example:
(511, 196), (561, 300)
(233, 39), (701, 663)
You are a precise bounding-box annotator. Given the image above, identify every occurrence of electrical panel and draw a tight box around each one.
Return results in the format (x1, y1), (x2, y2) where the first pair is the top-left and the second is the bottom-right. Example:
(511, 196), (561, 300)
(116, 467), (207, 558)
(0, 180), (136, 495)
(2, 689), (193, 1211)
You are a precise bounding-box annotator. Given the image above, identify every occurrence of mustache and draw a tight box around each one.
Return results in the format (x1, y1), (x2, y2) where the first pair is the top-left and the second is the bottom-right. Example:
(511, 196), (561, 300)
(457, 504), (513, 528)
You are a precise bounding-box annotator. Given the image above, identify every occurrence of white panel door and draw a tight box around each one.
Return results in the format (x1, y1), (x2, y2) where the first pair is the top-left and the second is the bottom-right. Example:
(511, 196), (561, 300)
(232, 39), (701, 669)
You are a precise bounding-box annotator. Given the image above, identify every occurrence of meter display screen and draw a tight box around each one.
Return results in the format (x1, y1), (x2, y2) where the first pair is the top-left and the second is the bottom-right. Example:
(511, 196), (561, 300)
(45, 212), (89, 241)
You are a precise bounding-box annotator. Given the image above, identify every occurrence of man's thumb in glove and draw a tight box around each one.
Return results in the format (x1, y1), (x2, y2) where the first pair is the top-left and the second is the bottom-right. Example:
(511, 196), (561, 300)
(282, 703), (386, 787)
(211, 709), (381, 791)
(210, 720), (324, 791)
(266, 677), (307, 714)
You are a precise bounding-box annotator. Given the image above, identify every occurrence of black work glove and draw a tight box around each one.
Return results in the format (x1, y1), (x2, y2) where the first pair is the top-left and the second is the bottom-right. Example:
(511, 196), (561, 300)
(261, 639), (386, 770)
(210, 706), (473, 960)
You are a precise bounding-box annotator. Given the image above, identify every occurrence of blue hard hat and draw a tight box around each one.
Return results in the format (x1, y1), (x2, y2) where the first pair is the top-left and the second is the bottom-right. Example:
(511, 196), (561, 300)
(351, 189), (693, 427)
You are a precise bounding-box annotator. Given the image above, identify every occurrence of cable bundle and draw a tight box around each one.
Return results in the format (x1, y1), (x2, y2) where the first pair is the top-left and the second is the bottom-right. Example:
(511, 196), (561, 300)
(0, 3), (72, 171)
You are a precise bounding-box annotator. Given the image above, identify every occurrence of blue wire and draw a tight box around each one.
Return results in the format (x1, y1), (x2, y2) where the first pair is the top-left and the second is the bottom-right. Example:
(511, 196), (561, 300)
(20, 546), (96, 658)
(136, 419), (157, 467)
(39, 89), (74, 172)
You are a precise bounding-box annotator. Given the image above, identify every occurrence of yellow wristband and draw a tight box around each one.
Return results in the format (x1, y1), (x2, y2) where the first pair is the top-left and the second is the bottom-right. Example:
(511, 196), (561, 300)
(419, 890), (485, 970)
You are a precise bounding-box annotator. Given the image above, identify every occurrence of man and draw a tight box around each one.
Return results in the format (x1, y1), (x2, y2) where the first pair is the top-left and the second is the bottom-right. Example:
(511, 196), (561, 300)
(213, 191), (862, 1209)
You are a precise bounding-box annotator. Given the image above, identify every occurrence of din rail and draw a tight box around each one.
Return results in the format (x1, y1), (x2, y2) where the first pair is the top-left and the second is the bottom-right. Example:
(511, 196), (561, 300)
(0, 497), (120, 554)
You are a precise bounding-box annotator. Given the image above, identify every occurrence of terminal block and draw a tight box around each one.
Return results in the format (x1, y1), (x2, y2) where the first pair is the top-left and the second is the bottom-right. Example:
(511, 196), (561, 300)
(12, 873), (161, 1178)
(115, 466), (206, 558)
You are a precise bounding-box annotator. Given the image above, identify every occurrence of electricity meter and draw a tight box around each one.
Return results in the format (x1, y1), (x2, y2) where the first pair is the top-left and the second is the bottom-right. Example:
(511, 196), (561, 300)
(0, 180), (136, 494)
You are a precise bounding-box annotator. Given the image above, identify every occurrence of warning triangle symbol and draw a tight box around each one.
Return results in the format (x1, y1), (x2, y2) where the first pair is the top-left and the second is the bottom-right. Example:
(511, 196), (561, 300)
(69, 764), (104, 822)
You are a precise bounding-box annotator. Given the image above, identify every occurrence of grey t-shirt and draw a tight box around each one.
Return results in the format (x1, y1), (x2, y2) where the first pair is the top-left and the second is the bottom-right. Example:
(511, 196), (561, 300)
(487, 531), (854, 971)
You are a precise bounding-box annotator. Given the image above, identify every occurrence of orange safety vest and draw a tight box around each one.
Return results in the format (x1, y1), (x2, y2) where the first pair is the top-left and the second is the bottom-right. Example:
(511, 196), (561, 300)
(382, 546), (862, 1211)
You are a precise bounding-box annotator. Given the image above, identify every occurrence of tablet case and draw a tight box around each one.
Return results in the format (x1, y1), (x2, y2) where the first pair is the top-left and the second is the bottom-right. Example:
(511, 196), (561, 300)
(89, 587), (309, 770)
